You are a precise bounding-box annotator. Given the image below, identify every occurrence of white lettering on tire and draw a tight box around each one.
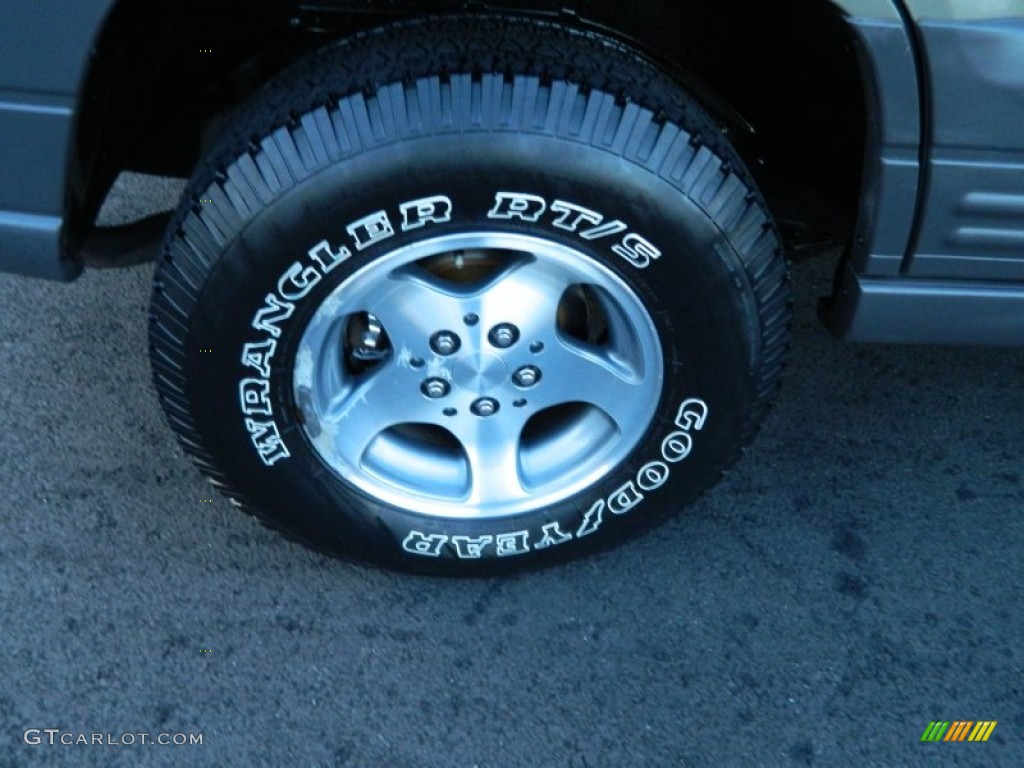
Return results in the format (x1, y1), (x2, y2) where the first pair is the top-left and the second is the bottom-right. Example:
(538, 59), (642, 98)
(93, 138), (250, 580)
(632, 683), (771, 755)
(347, 210), (396, 251)
(251, 294), (295, 339)
(276, 261), (323, 300)
(234, 189), (667, 479)
(243, 419), (290, 466)
(661, 431), (693, 463)
(549, 200), (602, 232)
(451, 535), (493, 559)
(403, 398), (710, 558)
(495, 531), (531, 557)
(238, 195), (451, 466)
(676, 398), (709, 431)
(576, 500), (605, 538)
(308, 241), (351, 273)
(238, 378), (272, 417)
(489, 192), (659, 268)
(636, 461), (670, 492)
(241, 339), (276, 379)
(533, 522), (573, 550)
(400, 195), (453, 231)
(578, 219), (630, 241)
(608, 481), (644, 516)
(402, 532), (449, 557)
(487, 192), (547, 222)
(611, 233), (661, 269)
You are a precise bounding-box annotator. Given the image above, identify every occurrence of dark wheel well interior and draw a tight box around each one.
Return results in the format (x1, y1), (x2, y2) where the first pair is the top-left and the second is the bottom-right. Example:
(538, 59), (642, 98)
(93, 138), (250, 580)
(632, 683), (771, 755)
(68, 0), (866, 259)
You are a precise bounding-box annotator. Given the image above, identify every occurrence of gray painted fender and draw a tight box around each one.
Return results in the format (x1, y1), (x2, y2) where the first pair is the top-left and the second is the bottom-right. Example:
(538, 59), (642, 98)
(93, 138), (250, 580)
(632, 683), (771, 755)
(825, 0), (1024, 344)
(833, 0), (902, 19)
(0, 0), (920, 289)
(0, 0), (116, 280)
(826, 261), (1024, 344)
(0, 0), (916, 284)
(830, 0), (922, 280)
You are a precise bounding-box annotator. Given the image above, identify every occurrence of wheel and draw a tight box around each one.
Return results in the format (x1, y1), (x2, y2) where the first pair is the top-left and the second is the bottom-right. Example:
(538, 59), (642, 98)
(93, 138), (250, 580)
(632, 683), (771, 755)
(149, 15), (789, 573)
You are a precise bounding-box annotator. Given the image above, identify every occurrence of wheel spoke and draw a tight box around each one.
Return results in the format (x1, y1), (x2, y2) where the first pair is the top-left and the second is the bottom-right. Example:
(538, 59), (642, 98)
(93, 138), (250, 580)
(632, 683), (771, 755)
(529, 338), (648, 430)
(456, 419), (531, 507)
(293, 231), (662, 519)
(320, 360), (441, 459)
(474, 257), (573, 339)
(363, 270), (465, 351)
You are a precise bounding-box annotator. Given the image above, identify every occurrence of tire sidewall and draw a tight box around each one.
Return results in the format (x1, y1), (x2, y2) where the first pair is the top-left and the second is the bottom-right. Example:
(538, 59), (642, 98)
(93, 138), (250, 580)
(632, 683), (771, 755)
(184, 131), (757, 571)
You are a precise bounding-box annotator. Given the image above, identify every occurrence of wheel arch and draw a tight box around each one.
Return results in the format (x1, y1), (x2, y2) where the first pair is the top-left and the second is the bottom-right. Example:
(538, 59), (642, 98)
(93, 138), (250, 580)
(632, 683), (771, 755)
(67, 0), (882, 264)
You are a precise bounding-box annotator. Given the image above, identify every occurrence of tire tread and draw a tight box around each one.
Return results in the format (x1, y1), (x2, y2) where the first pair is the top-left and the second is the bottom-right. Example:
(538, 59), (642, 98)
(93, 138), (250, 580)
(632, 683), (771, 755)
(149, 13), (791, 561)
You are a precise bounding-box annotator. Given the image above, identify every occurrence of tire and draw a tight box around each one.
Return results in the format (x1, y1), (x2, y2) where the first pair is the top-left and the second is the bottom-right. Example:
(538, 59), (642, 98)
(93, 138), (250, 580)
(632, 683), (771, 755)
(149, 14), (789, 574)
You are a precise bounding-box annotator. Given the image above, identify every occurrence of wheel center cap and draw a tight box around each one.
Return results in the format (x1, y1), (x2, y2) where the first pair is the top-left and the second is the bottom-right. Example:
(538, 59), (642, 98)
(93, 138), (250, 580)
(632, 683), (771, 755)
(453, 352), (507, 393)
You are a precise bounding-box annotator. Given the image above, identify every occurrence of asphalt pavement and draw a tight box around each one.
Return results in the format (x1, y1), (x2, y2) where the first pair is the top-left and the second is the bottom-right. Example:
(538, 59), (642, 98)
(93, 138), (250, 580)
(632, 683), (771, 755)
(1, 174), (1021, 767)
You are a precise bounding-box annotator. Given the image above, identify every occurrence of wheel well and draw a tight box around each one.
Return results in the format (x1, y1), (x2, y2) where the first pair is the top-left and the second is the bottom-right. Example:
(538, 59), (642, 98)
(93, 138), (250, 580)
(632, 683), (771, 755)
(68, 0), (865, 256)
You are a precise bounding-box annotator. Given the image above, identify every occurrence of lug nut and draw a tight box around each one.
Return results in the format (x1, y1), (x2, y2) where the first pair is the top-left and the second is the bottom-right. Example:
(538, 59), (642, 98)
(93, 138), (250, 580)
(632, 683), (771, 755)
(471, 398), (500, 418)
(421, 378), (450, 399)
(430, 331), (461, 356)
(513, 366), (541, 388)
(488, 323), (520, 349)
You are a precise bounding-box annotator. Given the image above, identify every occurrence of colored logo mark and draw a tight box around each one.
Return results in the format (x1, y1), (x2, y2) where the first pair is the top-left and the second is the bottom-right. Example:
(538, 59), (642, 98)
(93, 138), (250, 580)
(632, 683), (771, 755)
(920, 721), (997, 742)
